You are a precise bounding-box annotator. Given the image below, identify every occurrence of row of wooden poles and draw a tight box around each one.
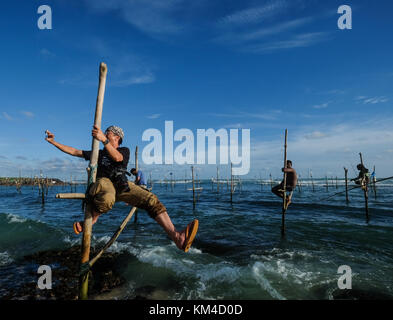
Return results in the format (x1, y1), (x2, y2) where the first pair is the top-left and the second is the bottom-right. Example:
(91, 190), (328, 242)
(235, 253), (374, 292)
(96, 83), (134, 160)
(0, 171), (81, 204)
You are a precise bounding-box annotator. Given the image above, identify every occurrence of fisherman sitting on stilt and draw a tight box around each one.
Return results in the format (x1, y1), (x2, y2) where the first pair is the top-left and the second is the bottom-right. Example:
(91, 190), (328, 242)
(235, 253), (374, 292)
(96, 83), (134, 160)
(271, 160), (298, 209)
(351, 164), (370, 190)
(45, 126), (198, 253)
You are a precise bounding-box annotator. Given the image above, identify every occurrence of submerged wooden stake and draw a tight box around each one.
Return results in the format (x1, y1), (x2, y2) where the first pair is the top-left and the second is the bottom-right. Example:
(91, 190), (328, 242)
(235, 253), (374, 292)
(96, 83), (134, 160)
(79, 62), (107, 300)
(281, 129), (288, 238)
(344, 167), (349, 204)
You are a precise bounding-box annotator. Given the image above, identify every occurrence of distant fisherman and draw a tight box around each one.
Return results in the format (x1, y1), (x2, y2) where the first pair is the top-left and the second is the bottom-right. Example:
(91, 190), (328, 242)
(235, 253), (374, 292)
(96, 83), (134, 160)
(45, 126), (198, 252)
(271, 160), (297, 209)
(351, 164), (370, 190)
(131, 168), (148, 191)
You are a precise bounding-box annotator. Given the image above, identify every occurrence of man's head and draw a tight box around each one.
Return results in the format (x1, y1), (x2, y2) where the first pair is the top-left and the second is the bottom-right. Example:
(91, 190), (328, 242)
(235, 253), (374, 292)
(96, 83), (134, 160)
(286, 160), (293, 168)
(105, 126), (124, 145)
(130, 168), (137, 176)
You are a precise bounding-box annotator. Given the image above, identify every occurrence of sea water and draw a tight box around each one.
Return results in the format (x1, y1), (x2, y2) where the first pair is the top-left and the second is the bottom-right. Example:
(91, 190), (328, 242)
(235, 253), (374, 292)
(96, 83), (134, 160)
(0, 179), (392, 300)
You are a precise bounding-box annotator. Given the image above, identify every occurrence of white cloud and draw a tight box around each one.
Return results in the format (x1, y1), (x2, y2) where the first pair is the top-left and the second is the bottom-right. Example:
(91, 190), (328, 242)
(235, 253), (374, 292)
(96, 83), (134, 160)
(250, 117), (393, 177)
(241, 32), (330, 53)
(147, 113), (161, 119)
(20, 111), (34, 118)
(40, 48), (55, 57)
(304, 131), (327, 139)
(215, 17), (312, 45)
(218, 0), (291, 26)
(312, 102), (330, 109)
(84, 0), (187, 37)
(355, 96), (389, 104)
(2, 112), (12, 121)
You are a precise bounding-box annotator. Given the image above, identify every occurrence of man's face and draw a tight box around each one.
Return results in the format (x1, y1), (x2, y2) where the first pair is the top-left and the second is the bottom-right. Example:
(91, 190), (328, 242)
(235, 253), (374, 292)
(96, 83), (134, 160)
(106, 130), (120, 145)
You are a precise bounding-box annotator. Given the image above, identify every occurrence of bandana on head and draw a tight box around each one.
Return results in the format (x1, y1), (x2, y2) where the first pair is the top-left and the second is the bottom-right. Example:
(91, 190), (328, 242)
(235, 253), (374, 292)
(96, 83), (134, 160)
(106, 126), (124, 140)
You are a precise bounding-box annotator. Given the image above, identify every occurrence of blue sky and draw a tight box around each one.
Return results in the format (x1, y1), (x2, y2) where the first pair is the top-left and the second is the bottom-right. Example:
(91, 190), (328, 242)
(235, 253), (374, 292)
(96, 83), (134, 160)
(0, 0), (392, 181)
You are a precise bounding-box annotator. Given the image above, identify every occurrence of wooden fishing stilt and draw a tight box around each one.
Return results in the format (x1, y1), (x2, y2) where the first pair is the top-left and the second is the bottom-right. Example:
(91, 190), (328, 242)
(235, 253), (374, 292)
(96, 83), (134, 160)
(359, 153), (369, 223)
(281, 129), (288, 238)
(344, 167), (349, 204)
(325, 175), (329, 192)
(79, 62), (107, 300)
(310, 169), (315, 192)
(89, 207), (137, 267)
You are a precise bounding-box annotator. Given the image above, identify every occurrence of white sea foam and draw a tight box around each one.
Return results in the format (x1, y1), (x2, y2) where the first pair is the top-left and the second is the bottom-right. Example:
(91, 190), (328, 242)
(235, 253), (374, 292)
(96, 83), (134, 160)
(252, 262), (286, 300)
(0, 251), (13, 266)
(5, 213), (26, 224)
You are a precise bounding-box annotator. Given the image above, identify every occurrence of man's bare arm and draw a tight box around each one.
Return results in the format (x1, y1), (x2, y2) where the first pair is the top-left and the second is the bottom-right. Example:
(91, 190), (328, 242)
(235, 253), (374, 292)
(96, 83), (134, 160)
(45, 130), (83, 158)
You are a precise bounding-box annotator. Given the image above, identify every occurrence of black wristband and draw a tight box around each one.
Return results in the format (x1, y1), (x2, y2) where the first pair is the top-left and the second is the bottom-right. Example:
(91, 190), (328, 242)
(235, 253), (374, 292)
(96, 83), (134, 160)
(103, 139), (109, 146)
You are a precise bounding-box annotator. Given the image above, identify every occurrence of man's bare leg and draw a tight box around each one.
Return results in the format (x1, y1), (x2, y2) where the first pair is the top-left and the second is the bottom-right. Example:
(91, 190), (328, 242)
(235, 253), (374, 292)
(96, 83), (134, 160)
(74, 210), (100, 233)
(154, 212), (186, 250)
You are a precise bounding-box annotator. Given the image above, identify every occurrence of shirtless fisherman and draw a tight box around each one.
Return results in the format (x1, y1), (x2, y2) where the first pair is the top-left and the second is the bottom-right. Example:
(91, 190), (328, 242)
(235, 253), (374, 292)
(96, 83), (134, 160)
(271, 160), (298, 209)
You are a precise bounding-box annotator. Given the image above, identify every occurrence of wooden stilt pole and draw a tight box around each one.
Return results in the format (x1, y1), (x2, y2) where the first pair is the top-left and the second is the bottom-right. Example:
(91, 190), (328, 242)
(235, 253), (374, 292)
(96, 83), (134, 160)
(325, 175), (329, 192)
(310, 170), (315, 193)
(344, 167), (349, 204)
(359, 153), (369, 222)
(79, 62), (107, 300)
(281, 129), (288, 238)
(89, 207), (137, 267)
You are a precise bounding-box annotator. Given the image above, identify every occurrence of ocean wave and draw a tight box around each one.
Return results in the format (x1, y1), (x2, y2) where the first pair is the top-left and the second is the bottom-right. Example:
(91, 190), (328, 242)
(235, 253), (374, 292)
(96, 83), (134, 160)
(4, 213), (27, 224)
(0, 251), (13, 266)
(251, 262), (286, 299)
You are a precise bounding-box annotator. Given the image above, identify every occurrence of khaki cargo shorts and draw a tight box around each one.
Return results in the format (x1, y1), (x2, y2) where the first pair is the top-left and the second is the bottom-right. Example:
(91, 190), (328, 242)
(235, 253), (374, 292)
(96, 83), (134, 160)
(88, 178), (166, 219)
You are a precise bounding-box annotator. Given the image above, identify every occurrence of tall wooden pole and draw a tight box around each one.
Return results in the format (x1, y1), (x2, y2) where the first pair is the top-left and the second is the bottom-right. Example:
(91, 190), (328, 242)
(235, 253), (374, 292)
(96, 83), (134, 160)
(359, 153), (369, 222)
(79, 62), (107, 300)
(281, 129), (288, 238)
(344, 167), (349, 204)
(310, 170), (315, 193)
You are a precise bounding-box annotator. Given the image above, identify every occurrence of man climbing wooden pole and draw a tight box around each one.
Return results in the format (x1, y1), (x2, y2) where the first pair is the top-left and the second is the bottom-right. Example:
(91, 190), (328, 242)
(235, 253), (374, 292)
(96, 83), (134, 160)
(271, 129), (297, 237)
(80, 62), (107, 300)
(359, 153), (370, 223)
